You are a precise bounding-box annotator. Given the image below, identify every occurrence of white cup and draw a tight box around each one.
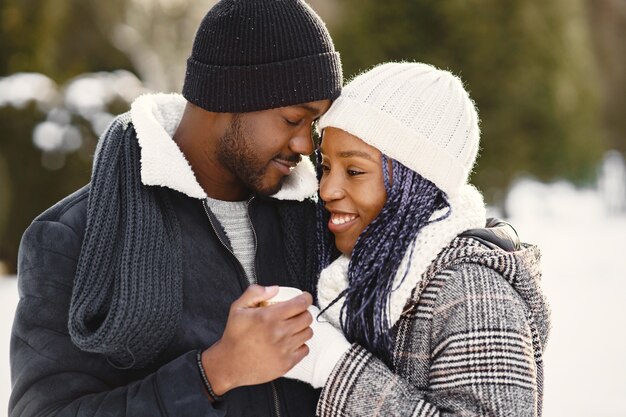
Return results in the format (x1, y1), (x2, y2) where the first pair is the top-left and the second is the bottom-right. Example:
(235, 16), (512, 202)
(260, 286), (303, 306)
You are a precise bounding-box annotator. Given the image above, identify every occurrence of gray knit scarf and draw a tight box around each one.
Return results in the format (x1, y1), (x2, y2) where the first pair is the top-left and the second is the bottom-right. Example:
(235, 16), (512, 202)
(69, 115), (183, 369)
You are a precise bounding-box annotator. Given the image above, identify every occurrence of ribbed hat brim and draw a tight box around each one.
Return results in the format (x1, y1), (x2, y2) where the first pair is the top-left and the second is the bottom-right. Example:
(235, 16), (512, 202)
(183, 52), (342, 113)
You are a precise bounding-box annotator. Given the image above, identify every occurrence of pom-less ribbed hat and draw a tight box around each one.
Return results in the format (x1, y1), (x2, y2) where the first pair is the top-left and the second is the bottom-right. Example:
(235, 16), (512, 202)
(318, 62), (480, 197)
(183, 0), (342, 113)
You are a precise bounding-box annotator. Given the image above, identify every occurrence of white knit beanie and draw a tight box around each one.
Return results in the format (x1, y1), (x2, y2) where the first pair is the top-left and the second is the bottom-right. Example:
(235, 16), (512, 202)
(318, 62), (480, 197)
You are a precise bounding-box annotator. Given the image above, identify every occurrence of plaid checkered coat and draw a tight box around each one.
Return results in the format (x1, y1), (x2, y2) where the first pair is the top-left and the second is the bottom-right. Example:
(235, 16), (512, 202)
(316, 228), (550, 417)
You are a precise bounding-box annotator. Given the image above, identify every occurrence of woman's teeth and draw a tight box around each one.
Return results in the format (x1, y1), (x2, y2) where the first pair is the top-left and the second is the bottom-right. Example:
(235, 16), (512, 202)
(331, 214), (357, 225)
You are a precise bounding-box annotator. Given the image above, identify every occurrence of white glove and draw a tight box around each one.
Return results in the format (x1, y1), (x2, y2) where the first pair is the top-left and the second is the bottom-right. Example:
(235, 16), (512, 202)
(283, 305), (351, 388)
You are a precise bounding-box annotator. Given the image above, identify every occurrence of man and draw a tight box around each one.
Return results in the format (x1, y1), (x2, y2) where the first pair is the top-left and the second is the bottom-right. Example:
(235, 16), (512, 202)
(9, 1), (341, 416)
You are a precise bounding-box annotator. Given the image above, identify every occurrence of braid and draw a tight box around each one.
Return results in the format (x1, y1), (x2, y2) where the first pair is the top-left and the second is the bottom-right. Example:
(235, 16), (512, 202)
(315, 149), (340, 269)
(317, 155), (449, 365)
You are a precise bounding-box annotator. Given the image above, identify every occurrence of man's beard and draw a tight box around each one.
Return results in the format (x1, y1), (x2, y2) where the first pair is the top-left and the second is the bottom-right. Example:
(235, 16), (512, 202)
(216, 115), (286, 197)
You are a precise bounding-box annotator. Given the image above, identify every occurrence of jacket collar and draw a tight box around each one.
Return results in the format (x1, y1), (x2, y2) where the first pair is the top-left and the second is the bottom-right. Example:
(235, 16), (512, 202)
(317, 184), (487, 330)
(129, 93), (318, 201)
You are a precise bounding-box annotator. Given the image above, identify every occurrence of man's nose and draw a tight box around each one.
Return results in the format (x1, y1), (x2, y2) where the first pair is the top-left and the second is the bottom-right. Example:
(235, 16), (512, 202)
(288, 125), (315, 156)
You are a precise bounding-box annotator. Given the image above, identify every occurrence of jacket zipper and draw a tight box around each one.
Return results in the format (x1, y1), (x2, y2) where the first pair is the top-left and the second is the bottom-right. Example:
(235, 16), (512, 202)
(271, 382), (282, 417)
(203, 198), (282, 417)
(245, 196), (259, 284)
(202, 199), (249, 290)
(246, 197), (283, 417)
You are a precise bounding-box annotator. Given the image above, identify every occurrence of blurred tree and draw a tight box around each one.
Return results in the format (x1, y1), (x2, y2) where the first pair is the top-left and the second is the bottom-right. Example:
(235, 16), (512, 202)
(0, 70), (146, 274)
(0, 103), (96, 273)
(586, 0), (626, 154)
(0, 0), (133, 81)
(0, 153), (10, 266)
(328, 0), (604, 204)
(0, 0), (211, 90)
(106, 0), (214, 92)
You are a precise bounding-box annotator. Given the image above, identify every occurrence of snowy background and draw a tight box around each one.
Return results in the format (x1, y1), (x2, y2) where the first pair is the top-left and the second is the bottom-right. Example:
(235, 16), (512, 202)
(505, 177), (626, 417)
(2, 163), (626, 416)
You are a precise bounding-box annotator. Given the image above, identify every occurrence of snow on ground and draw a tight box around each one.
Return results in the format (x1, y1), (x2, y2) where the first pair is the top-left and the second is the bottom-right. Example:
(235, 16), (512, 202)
(506, 178), (626, 417)
(1, 178), (625, 416)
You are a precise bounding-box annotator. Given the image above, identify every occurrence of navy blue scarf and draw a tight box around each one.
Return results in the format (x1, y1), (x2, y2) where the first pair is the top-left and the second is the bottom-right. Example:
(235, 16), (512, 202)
(69, 115), (183, 369)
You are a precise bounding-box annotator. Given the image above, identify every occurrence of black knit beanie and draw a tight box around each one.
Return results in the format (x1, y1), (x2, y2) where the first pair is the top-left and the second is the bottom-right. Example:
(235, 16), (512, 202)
(182, 0), (342, 113)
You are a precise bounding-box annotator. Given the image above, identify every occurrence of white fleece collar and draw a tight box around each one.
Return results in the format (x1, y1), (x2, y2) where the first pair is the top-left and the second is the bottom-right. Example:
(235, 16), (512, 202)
(317, 184), (487, 330)
(129, 93), (318, 201)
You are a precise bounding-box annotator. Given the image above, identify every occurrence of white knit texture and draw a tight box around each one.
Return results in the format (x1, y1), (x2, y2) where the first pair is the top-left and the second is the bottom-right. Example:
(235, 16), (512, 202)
(318, 62), (480, 197)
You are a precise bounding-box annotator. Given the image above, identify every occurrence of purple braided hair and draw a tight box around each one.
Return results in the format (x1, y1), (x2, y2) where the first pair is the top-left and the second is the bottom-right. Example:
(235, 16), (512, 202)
(316, 150), (450, 365)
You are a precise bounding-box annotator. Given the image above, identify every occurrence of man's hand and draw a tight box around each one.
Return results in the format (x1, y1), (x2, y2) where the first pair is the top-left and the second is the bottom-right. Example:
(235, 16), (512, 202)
(201, 285), (314, 396)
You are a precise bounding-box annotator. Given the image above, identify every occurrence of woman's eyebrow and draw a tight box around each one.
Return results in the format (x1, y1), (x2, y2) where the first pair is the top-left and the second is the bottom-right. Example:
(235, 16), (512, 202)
(338, 150), (376, 161)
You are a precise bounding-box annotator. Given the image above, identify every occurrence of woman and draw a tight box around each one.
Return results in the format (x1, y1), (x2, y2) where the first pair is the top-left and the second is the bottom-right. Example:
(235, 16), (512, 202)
(284, 62), (550, 417)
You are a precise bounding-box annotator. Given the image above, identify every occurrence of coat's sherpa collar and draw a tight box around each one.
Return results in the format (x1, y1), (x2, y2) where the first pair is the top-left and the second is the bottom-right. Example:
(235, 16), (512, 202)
(317, 184), (487, 330)
(130, 93), (318, 201)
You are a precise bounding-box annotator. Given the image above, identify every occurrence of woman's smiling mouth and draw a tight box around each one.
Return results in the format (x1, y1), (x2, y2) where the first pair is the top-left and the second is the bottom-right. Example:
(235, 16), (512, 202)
(327, 212), (359, 233)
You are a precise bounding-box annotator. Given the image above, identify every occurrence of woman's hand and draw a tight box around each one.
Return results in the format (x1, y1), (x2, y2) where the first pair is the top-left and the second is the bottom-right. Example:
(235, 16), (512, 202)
(283, 305), (351, 388)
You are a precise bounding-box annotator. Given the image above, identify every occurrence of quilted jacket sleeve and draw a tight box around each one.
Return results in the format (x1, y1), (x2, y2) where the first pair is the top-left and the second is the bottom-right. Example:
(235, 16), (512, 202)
(316, 264), (540, 417)
(9, 218), (225, 417)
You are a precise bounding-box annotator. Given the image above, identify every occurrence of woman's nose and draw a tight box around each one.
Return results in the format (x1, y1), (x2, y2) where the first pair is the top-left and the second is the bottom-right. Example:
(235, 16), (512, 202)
(319, 172), (344, 202)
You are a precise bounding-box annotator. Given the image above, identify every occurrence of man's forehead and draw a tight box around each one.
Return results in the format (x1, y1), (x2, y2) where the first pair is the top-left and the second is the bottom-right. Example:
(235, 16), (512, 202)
(293, 104), (319, 113)
(290, 100), (332, 117)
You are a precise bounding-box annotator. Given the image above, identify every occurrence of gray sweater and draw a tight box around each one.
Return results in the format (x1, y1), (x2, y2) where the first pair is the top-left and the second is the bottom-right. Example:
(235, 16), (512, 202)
(316, 229), (550, 417)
